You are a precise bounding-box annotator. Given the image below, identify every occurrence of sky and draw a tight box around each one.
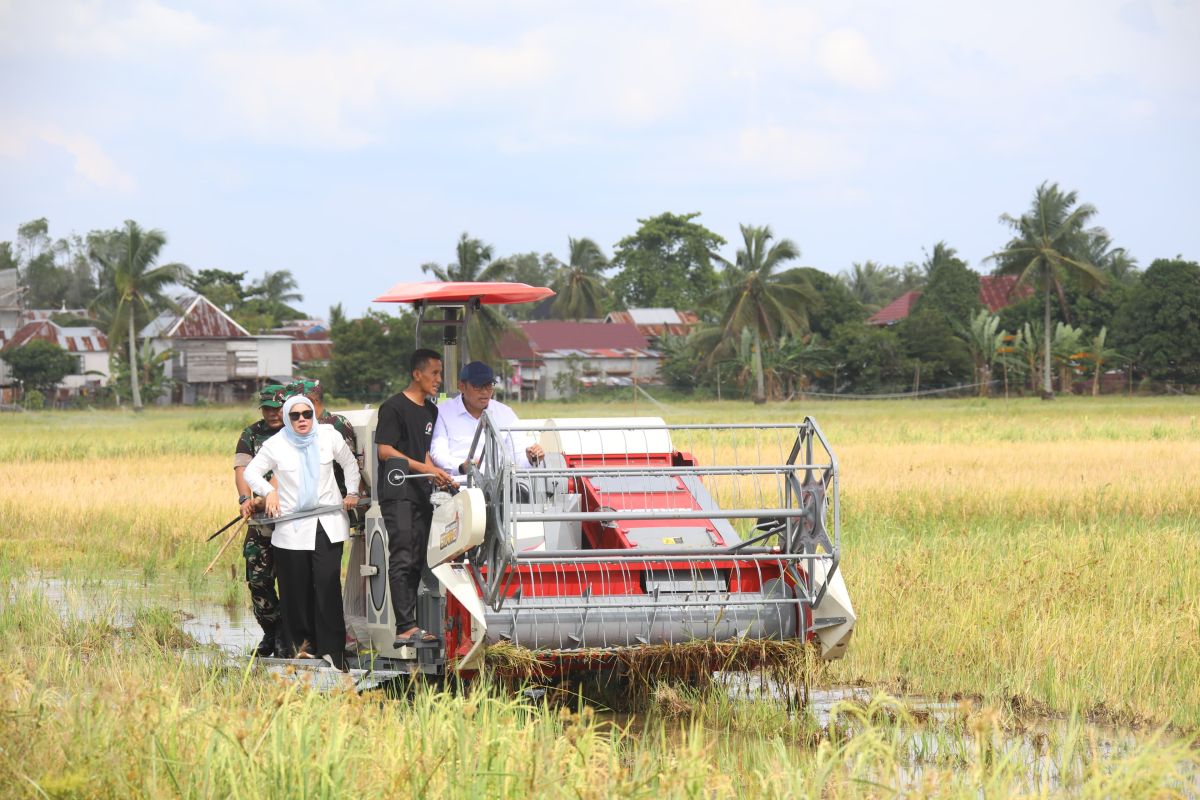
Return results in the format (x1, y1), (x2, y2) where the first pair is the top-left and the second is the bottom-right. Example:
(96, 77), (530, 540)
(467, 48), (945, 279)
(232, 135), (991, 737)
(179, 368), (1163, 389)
(1, 0), (1197, 318)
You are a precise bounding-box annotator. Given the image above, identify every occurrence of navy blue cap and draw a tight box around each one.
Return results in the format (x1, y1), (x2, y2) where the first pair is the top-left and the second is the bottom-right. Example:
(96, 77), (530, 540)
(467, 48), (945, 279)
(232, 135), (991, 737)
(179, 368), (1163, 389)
(459, 361), (496, 386)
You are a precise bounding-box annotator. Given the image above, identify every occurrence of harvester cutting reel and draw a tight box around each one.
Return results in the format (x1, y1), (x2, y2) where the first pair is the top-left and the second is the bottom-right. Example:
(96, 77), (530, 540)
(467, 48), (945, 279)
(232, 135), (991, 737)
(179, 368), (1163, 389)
(427, 414), (856, 662)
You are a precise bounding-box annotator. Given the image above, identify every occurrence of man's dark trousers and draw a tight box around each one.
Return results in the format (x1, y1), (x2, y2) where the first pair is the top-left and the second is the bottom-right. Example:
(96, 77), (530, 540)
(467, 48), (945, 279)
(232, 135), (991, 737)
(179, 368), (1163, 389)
(381, 498), (433, 633)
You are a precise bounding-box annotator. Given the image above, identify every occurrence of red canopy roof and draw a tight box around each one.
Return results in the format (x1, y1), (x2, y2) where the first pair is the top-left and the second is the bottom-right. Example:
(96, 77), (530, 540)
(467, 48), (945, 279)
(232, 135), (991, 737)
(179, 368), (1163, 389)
(374, 281), (554, 305)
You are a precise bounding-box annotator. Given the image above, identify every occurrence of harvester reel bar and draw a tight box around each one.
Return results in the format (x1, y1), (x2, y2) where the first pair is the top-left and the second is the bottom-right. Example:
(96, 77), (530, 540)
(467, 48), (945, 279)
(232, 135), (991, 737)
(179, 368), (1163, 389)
(459, 416), (844, 644)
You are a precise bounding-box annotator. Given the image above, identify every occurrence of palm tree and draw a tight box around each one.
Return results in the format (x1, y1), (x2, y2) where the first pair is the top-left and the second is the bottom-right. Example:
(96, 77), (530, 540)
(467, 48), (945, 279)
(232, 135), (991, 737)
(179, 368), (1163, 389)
(90, 221), (187, 411)
(1084, 231), (1139, 286)
(550, 237), (609, 320)
(708, 224), (817, 404)
(840, 260), (892, 309)
(252, 269), (303, 306)
(989, 182), (1106, 399)
(420, 233), (512, 360)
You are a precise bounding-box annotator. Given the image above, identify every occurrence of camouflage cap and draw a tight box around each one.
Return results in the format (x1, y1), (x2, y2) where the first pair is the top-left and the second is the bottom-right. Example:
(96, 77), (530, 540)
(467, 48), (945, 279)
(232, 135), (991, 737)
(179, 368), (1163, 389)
(283, 379), (320, 400)
(258, 384), (286, 408)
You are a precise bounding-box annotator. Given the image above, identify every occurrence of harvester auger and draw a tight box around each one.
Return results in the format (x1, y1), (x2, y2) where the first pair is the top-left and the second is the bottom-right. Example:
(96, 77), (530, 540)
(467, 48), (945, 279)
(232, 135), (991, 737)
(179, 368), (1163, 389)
(328, 282), (855, 685)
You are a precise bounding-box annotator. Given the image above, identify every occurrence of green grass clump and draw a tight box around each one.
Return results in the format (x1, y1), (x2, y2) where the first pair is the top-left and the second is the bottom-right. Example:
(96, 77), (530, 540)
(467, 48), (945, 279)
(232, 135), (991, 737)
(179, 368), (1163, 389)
(0, 588), (1196, 798)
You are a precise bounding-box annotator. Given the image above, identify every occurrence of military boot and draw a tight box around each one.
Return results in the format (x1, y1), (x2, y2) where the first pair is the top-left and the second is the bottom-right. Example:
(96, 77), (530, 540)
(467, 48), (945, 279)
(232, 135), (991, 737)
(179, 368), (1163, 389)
(256, 623), (276, 657)
(275, 628), (292, 659)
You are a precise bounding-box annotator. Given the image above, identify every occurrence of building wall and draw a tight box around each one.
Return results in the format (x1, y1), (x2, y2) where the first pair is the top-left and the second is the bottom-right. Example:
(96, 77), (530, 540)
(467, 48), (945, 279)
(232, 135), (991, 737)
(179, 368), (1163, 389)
(0, 343), (109, 394)
(256, 337), (293, 378)
(538, 355), (660, 400)
(149, 335), (294, 404)
(185, 340), (229, 383)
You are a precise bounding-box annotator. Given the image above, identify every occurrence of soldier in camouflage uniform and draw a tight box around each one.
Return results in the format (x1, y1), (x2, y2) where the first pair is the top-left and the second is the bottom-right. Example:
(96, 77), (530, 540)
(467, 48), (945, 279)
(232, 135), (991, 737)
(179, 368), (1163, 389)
(234, 384), (287, 657)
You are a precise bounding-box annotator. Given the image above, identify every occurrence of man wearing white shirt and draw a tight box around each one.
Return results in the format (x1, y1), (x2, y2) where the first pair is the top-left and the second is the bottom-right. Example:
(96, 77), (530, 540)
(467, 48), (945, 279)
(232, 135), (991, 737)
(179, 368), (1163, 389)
(431, 361), (543, 479)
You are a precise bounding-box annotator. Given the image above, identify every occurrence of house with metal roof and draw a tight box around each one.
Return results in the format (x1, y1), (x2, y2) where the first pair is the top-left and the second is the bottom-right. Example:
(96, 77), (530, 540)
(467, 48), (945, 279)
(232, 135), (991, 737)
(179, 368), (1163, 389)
(142, 294), (293, 404)
(499, 320), (659, 400)
(0, 318), (110, 402)
(271, 319), (333, 366)
(604, 308), (700, 341)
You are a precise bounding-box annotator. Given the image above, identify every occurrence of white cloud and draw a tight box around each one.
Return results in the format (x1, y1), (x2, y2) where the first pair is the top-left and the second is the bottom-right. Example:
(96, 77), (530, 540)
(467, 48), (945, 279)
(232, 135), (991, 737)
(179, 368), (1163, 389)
(817, 28), (887, 90)
(206, 35), (554, 148)
(0, 0), (214, 58)
(736, 124), (860, 178)
(30, 125), (135, 192)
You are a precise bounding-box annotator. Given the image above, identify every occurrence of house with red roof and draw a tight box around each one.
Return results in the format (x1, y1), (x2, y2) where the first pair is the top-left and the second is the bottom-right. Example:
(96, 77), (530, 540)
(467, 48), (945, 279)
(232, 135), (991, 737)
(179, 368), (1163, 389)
(498, 320), (659, 400)
(866, 275), (1035, 326)
(0, 318), (110, 402)
(271, 319), (333, 366)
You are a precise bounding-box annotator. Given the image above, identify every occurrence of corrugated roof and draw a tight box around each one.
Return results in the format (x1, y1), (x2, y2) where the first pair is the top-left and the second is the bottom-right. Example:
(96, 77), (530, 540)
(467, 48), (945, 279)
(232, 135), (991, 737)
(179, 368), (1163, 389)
(867, 291), (923, 326)
(141, 295), (250, 339)
(606, 309), (699, 339)
(498, 329), (539, 363)
(273, 320), (329, 340)
(867, 277), (1035, 325)
(539, 348), (657, 359)
(0, 320), (108, 353)
(629, 308), (682, 325)
(23, 308), (92, 322)
(519, 321), (649, 350)
(293, 341), (333, 362)
(979, 275), (1034, 313)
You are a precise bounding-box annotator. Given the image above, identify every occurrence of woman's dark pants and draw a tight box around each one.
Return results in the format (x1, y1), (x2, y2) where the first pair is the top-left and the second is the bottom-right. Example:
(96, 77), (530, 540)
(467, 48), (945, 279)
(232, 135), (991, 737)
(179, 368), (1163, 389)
(273, 522), (346, 669)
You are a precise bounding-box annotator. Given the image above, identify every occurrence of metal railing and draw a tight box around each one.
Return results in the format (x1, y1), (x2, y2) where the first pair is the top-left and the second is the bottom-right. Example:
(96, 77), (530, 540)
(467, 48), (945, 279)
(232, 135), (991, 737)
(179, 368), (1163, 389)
(458, 415), (841, 648)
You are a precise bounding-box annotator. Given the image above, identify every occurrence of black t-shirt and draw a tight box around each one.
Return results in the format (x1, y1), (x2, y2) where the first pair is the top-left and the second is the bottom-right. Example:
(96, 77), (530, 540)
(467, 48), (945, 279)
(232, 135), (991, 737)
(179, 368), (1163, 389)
(375, 391), (438, 503)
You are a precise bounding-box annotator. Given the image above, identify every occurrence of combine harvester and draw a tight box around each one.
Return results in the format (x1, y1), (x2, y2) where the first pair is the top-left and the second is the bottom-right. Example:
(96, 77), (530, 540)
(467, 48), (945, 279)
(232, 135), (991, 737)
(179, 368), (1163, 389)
(304, 282), (854, 687)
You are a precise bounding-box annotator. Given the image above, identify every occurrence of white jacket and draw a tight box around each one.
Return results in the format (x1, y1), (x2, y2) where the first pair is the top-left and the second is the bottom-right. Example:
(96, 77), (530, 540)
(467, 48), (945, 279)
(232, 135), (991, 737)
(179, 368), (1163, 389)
(244, 425), (361, 551)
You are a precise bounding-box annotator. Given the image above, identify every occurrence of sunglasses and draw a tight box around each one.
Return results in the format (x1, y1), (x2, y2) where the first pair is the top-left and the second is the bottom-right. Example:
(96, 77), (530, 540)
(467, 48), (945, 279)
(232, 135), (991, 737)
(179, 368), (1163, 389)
(288, 409), (315, 421)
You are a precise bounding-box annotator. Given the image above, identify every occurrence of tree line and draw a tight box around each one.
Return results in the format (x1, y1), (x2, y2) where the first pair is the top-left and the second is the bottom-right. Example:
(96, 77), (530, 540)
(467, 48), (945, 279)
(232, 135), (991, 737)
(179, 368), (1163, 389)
(328, 182), (1199, 402)
(1, 219), (306, 408)
(3, 180), (1198, 405)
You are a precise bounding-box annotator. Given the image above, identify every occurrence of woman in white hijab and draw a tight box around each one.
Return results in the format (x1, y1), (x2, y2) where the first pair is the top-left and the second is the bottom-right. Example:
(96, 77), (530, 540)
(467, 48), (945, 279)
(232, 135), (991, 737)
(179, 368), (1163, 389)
(245, 394), (361, 668)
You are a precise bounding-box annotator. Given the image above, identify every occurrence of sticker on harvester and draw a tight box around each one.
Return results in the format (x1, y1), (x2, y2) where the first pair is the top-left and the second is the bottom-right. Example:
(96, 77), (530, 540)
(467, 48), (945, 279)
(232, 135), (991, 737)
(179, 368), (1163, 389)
(439, 513), (461, 550)
(662, 536), (684, 545)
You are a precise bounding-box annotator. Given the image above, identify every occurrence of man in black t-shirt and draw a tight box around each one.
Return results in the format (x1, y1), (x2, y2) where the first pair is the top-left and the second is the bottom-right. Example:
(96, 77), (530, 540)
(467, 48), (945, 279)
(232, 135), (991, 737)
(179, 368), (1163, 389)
(375, 348), (454, 648)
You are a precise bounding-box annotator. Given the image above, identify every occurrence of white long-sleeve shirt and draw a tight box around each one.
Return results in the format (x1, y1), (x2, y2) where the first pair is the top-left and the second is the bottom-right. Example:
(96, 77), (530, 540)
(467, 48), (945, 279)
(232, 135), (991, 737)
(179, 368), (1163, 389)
(430, 395), (533, 479)
(244, 426), (361, 550)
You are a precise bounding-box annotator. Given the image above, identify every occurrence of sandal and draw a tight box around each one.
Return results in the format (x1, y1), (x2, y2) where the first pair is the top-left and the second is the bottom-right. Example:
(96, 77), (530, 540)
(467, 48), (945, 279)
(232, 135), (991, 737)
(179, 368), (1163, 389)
(394, 629), (439, 647)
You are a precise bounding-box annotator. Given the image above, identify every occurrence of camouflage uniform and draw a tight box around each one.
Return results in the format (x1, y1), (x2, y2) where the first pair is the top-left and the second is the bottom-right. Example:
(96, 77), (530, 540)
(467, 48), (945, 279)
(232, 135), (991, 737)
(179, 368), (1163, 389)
(234, 386), (286, 633)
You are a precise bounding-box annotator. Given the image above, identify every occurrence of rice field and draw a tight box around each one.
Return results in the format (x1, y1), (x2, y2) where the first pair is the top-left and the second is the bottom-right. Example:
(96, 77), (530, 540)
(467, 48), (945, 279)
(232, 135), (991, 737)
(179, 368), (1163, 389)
(1, 396), (1198, 797)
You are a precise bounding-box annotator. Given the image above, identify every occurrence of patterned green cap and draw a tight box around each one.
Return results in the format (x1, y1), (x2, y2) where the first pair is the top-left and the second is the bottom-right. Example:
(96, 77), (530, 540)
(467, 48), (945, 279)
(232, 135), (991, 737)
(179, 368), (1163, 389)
(258, 384), (286, 408)
(283, 379), (321, 400)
